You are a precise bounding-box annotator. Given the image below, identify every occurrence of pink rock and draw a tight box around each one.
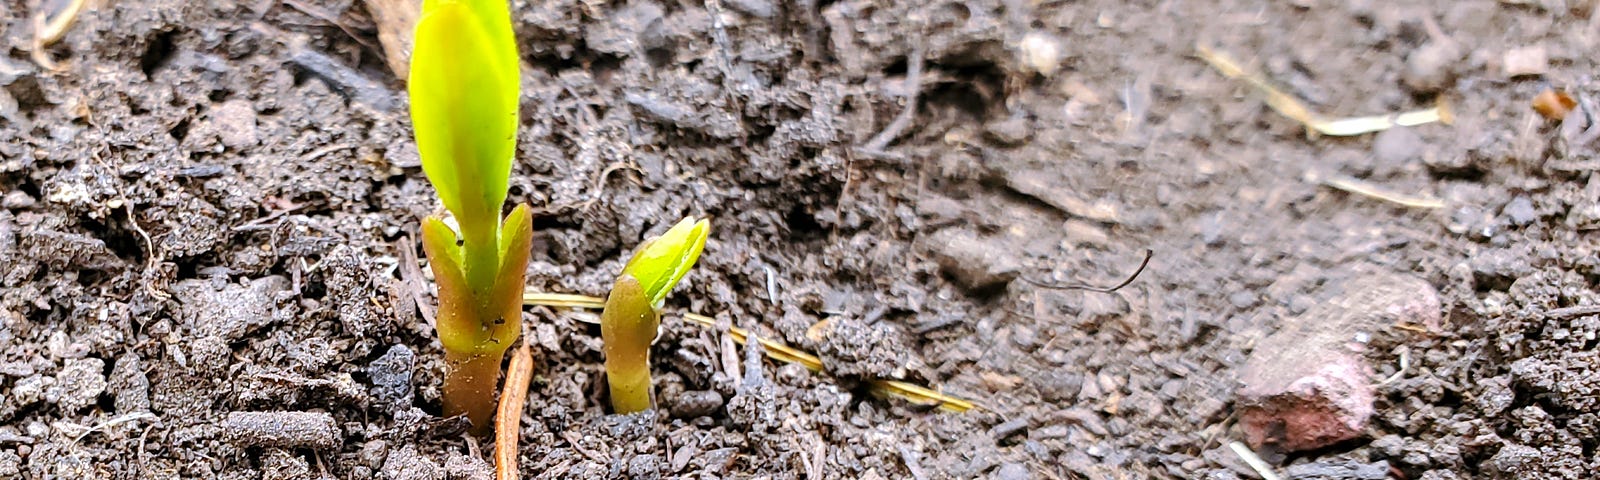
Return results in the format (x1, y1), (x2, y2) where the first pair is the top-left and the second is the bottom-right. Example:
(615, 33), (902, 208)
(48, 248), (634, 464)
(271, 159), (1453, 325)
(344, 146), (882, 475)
(1235, 273), (1439, 452)
(1237, 350), (1374, 451)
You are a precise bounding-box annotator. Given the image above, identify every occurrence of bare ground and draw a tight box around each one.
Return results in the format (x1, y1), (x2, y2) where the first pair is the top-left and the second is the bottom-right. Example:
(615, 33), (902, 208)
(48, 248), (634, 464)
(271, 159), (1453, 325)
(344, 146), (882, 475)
(2, 0), (1600, 478)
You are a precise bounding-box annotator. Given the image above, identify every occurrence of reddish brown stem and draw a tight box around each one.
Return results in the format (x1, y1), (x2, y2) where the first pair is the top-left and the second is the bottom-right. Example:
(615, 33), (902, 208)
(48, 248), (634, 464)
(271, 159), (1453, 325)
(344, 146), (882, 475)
(495, 342), (534, 480)
(444, 350), (504, 435)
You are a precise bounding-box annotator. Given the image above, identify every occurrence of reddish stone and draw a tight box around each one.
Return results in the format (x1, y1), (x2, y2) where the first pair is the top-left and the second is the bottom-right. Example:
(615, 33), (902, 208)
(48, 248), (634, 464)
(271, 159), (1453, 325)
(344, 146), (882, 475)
(1237, 349), (1374, 451)
(1235, 273), (1439, 452)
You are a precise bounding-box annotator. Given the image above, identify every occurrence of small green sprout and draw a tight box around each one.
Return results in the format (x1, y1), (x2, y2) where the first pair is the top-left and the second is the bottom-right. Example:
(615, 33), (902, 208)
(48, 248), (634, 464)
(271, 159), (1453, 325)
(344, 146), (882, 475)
(602, 217), (709, 413)
(408, 0), (528, 434)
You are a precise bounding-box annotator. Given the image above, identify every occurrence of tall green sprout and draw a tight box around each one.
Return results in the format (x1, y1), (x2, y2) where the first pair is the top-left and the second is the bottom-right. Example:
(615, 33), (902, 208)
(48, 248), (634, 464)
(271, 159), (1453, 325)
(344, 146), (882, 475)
(409, 0), (529, 434)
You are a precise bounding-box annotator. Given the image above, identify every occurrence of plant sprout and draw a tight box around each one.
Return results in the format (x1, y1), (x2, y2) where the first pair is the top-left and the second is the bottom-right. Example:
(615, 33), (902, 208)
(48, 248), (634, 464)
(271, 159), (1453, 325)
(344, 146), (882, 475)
(602, 217), (709, 413)
(409, 0), (528, 433)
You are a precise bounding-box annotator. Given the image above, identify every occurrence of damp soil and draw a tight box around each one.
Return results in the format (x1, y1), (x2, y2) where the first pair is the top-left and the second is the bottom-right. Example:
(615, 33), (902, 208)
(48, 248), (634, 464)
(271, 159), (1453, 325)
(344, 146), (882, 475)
(3, 0), (1600, 478)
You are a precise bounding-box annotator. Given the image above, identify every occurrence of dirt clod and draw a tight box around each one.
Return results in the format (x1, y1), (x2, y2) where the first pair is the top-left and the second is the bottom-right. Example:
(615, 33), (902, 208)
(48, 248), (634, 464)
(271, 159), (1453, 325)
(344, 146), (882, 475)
(51, 357), (106, 412)
(669, 390), (723, 419)
(223, 411), (341, 450)
(1402, 41), (1462, 94)
(442, 451), (492, 480)
(382, 444), (444, 480)
(209, 99), (259, 150)
(1372, 127), (1424, 166)
(174, 276), (291, 341)
(108, 353), (150, 414)
(628, 453), (662, 480)
(1282, 459), (1389, 479)
(262, 449), (312, 480)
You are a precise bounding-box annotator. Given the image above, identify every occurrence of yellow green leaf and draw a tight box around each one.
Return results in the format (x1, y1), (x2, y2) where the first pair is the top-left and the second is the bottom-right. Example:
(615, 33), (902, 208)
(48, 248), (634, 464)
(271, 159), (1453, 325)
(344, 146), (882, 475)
(621, 217), (710, 308)
(408, 0), (519, 242)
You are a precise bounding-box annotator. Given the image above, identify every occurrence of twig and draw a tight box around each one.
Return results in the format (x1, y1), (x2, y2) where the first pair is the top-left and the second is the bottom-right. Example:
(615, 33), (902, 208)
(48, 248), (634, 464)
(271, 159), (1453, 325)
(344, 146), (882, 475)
(1195, 44), (1448, 137)
(1318, 174), (1446, 209)
(1228, 441), (1283, 480)
(561, 431), (611, 464)
(90, 152), (167, 300)
(136, 424), (155, 474)
(70, 412), (158, 445)
(231, 204), (307, 232)
(577, 161), (643, 211)
(1375, 347), (1410, 386)
(282, 0), (379, 52)
(522, 292), (605, 309)
(521, 293), (981, 412)
(495, 342), (535, 480)
(861, 44), (926, 152)
(1023, 249), (1153, 293)
(31, 0), (89, 70)
(1543, 305), (1600, 320)
(301, 144), (356, 162)
(397, 235), (438, 326)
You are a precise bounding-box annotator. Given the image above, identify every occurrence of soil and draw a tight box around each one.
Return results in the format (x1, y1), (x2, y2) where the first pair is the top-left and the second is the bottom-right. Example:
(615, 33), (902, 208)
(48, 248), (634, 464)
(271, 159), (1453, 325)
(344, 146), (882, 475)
(2, 0), (1599, 478)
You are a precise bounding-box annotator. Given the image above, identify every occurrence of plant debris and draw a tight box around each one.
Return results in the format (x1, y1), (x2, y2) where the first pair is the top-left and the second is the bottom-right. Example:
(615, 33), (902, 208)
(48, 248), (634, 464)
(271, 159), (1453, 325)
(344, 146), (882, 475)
(1311, 172), (1446, 209)
(522, 293), (980, 413)
(1532, 88), (1577, 121)
(1196, 44), (1451, 137)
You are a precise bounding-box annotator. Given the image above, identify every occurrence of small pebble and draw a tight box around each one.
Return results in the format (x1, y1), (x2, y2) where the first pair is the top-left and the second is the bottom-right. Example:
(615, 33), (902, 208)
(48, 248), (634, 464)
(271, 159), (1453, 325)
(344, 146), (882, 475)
(670, 390), (724, 419)
(984, 116), (1033, 147)
(1502, 45), (1548, 77)
(1402, 41), (1462, 94)
(1, 191), (35, 209)
(990, 416), (1030, 443)
(53, 358), (106, 412)
(368, 345), (416, 413)
(925, 228), (1021, 293)
(1503, 196), (1537, 227)
(995, 462), (1031, 480)
(211, 99), (259, 149)
(1018, 31), (1063, 77)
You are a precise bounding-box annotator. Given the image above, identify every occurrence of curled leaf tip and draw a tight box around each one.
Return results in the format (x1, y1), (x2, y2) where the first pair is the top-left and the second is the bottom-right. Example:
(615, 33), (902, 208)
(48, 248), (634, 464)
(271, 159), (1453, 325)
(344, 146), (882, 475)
(621, 216), (710, 308)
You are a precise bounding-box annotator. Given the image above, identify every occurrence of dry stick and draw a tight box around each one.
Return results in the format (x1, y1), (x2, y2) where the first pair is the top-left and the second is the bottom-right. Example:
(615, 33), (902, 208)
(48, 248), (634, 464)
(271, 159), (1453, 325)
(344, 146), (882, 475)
(1227, 441), (1284, 480)
(398, 235), (438, 326)
(1318, 174), (1446, 209)
(861, 44), (926, 152)
(494, 342), (535, 480)
(519, 291), (979, 411)
(30, 0), (88, 70)
(1023, 249), (1153, 293)
(282, 0), (378, 51)
(89, 152), (166, 299)
(363, 0), (421, 79)
(1544, 305), (1600, 320)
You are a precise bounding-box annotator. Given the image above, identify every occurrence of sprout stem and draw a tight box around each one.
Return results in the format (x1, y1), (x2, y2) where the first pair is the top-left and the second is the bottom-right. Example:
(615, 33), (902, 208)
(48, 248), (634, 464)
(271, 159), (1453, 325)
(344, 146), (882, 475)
(444, 349), (506, 435)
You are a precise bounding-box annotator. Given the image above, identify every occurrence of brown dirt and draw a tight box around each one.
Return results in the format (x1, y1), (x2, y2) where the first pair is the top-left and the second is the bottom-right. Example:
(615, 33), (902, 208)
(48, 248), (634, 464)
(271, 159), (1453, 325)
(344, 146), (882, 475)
(3, 0), (1600, 478)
